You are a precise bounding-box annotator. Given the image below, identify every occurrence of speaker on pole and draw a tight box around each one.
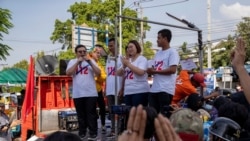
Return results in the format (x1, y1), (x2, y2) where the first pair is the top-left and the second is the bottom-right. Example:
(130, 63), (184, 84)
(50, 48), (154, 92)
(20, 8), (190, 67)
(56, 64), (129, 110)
(35, 55), (58, 75)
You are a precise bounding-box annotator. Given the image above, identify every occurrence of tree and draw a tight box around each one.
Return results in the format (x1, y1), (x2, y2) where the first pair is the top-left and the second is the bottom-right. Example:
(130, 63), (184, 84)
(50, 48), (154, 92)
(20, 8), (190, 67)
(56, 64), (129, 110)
(50, 19), (73, 50)
(12, 59), (29, 70)
(0, 8), (13, 60)
(178, 42), (194, 60)
(50, 0), (150, 51)
(210, 36), (235, 68)
(207, 18), (250, 69)
(236, 17), (250, 61)
(143, 41), (154, 60)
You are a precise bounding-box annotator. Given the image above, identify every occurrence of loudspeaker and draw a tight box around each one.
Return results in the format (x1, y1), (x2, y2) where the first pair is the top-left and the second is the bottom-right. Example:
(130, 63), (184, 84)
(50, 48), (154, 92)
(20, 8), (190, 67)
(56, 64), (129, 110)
(59, 59), (69, 75)
(35, 55), (58, 75)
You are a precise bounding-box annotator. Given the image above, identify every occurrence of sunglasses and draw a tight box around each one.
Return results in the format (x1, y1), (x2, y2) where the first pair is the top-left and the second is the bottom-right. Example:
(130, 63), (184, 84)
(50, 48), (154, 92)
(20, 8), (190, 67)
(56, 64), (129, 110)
(77, 50), (86, 53)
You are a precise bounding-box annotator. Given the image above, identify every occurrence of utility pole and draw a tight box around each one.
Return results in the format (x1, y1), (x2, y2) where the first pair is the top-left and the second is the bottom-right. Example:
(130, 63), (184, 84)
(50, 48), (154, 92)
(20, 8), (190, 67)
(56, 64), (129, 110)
(135, 0), (152, 55)
(119, 0), (122, 55)
(207, 0), (212, 68)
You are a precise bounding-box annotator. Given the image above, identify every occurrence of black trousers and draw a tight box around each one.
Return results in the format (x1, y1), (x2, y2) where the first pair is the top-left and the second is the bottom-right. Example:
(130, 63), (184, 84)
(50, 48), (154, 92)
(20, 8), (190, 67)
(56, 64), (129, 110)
(107, 95), (115, 132)
(148, 92), (173, 114)
(74, 97), (98, 136)
(97, 91), (106, 126)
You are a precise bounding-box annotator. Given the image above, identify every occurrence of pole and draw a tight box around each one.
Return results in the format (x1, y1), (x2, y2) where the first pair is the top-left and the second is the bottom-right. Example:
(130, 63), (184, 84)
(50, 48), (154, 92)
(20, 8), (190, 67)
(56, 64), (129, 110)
(198, 31), (204, 96)
(117, 15), (200, 32)
(119, 0), (122, 55)
(207, 0), (212, 68)
(114, 16), (119, 140)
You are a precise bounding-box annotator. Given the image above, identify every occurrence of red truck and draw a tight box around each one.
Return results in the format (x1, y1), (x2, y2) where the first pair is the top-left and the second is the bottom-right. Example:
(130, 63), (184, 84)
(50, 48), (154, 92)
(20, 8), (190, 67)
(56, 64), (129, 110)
(21, 76), (76, 140)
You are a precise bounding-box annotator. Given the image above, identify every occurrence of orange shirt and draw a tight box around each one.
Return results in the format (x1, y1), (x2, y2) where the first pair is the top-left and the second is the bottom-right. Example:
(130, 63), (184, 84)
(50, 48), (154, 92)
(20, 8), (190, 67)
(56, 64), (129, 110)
(172, 70), (197, 105)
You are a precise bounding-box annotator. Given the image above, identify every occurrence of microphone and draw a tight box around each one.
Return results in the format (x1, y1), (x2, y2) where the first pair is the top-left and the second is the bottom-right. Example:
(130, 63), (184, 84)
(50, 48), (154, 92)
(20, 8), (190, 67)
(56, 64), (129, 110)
(86, 59), (92, 66)
(78, 56), (84, 67)
(78, 61), (82, 67)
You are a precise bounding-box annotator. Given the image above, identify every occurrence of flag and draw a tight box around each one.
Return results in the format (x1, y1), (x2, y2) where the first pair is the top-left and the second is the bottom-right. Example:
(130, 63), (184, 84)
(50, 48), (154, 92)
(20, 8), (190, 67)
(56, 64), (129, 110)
(21, 56), (34, 122)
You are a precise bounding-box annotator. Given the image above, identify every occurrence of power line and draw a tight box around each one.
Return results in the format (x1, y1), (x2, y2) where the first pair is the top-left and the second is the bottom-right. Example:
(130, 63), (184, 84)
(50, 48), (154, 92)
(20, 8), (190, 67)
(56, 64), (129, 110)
(3, 39), (56, 45)
(141, 0), (189, 9)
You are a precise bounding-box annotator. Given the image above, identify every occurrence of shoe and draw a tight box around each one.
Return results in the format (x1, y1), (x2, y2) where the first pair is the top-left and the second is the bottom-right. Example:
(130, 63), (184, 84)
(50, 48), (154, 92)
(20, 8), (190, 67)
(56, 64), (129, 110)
(79, 134), (86, 140)
(88, 134), (97, 141)
(106, 132), (115, 138)
(101, 125), (106, 133)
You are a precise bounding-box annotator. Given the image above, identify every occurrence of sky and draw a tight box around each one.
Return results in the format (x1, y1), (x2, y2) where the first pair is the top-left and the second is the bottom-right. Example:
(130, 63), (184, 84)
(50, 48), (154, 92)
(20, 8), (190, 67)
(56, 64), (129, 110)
(1, 0), (250, 68)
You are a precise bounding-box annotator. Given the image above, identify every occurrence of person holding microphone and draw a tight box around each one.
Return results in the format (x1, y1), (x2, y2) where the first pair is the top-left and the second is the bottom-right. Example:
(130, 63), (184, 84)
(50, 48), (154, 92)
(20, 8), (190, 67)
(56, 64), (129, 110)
(66, 44), (100, 140)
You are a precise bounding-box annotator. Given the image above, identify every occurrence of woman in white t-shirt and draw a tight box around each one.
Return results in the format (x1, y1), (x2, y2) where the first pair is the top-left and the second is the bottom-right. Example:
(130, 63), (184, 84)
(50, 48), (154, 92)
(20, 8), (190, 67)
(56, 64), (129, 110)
(117, 40), (150, 107)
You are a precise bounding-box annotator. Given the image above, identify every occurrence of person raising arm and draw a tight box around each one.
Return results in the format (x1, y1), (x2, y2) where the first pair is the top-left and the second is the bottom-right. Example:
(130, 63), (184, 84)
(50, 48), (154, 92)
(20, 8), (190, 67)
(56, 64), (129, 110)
(231, 37), (250, 104)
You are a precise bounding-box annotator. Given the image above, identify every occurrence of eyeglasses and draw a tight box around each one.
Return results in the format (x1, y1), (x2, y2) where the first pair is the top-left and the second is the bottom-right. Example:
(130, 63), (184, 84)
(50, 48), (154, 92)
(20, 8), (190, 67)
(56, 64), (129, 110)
(77, 50), (86, 53)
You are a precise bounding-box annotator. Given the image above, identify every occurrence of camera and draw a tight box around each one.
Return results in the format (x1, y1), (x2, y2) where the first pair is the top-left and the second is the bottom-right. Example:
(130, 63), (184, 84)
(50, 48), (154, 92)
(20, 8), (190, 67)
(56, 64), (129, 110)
(111, 105), (131, 115)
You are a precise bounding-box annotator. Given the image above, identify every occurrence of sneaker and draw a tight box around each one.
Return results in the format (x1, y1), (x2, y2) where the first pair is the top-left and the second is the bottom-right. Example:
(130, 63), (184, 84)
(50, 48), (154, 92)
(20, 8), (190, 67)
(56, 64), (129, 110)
(101, 125), (106, 133)
(106, 132), (115, 138)
(88, 134), (97, 141)
(79, 134), (86, 140)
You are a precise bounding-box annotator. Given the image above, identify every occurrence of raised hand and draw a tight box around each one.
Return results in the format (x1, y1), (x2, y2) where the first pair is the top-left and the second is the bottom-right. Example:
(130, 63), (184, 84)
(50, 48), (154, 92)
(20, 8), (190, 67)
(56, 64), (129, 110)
(118, 105), (147, 141)
(154, 114), (182, 141)
(231, 37), (246, 68)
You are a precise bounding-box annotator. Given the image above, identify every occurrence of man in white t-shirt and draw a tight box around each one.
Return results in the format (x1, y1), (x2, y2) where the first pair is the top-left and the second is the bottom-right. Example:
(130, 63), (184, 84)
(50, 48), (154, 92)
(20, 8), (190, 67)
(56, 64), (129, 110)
(105, 38), (123, 137)
(147, 29), (180, 114)
(66, 44), (100, 140)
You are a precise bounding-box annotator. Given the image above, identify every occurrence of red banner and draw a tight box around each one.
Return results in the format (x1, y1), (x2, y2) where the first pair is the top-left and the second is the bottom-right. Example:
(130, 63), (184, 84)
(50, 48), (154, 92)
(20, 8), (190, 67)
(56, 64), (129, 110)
(21, 56), (34, 122)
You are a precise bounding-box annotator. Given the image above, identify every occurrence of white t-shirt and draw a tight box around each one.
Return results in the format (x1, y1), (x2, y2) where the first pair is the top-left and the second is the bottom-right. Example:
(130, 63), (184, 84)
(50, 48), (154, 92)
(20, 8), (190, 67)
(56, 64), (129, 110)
(66, 58), (98, 98)
(150, 48), (180, 95)
(105, 55), (123, 96)
(124, 55), (150, 95)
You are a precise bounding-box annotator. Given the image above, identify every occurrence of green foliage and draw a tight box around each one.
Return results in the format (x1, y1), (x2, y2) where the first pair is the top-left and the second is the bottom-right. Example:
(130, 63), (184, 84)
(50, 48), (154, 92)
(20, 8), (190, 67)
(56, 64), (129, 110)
(178, 42), (194, 60)
(143, 41), (154, 59)
(12, 59), (29, 70)
(210, 36), (235, 68)
(57, 49), (75, 60)
(2, 66), (11, 71)
(1, 86), (23, 93)
(207, 17), (250, 68)
(236, 17), (250, 61)
(36, 51), (45, 59)
(50, 0), (152, 56)
(0, 8), (13, 60)
(50, 19), (74, 50)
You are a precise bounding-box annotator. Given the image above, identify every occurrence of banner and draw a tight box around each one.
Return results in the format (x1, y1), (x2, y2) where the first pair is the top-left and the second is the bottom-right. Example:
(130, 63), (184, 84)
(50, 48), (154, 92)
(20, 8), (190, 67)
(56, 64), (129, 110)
(21, 56), (34, 122)
(203, 68), (216, 95)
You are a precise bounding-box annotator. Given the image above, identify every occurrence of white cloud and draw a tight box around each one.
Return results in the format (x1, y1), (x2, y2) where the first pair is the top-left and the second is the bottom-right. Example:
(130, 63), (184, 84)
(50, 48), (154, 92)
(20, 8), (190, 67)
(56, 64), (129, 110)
(220, 2), (250, 19)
